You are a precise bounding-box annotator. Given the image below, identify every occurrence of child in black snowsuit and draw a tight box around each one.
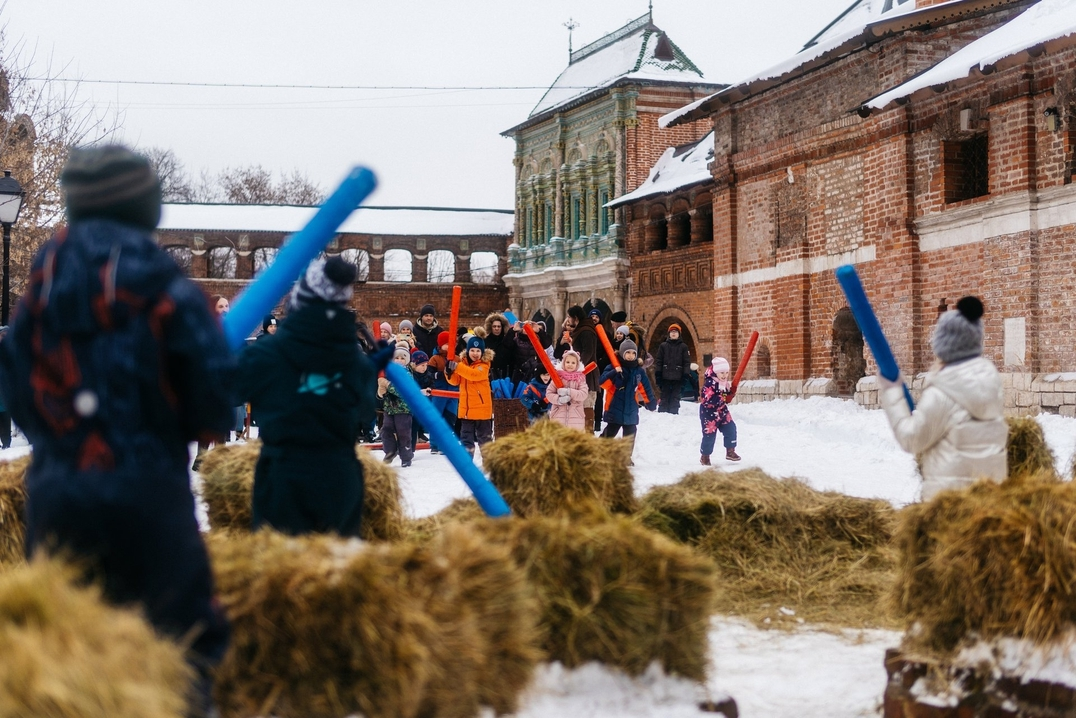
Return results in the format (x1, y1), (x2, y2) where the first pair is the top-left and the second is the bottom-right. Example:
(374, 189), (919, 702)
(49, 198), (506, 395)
(235, 256), (377, 535)
(0, 146), (233, 713)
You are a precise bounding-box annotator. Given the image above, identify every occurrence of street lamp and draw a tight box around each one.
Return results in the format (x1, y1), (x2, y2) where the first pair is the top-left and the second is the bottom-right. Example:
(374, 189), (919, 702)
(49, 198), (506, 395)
(0, 170), (26, 325)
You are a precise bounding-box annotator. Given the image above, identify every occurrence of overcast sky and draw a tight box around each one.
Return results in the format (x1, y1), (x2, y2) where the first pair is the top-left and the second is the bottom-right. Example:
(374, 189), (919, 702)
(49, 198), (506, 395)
(3, 1), (852, 209)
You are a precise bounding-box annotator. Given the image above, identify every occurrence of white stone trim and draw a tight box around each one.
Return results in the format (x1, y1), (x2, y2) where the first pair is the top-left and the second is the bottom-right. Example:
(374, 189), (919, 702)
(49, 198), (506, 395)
(917, 186), (1076, 253)
(715, 245), (876, 289)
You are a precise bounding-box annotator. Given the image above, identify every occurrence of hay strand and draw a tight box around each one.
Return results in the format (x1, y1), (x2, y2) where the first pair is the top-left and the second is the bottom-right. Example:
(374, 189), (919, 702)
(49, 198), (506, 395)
(482, 420), (636, 517)
(0, 557), (192, 718)
(0, 456), (30, 567)
(639, 469), (898, 628)
(893, 474), (1076, 654)
(1006, 416), (1056, 480)
(198, 441), (406, 541)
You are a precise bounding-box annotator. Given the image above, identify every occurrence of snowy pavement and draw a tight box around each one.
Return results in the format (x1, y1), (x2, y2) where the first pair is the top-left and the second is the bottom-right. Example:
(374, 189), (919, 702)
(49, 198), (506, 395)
(5, 397), (1075, 717)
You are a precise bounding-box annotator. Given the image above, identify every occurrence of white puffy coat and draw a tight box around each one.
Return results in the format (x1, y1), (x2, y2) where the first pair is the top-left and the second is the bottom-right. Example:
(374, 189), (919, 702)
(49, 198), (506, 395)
(880, 357), (1007, 501)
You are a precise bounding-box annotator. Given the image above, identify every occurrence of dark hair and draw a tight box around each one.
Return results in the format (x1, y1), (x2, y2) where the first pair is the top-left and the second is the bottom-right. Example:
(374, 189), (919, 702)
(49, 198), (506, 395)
(567, 305), (586, 323)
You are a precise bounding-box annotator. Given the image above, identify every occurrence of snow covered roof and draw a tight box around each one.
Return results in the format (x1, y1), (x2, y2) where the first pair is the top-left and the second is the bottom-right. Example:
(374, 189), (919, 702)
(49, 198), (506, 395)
(606, 131), (714, 208)
(660, 0), (980, 128)
(505, 14), (716, 134)
(865, 0), (1076, 111)
(158, 204), (514, 237)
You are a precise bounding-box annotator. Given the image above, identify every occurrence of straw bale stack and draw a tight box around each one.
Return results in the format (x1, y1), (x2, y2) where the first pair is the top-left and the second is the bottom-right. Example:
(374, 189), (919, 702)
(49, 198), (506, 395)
(893, 474), (1076, 654)
(198, 441), (406, 541)
(639, 469), (898, 628)
(481, 420), (636, 517)
(0, 456), (29, 567)
(208, 525), (542, 718)
(407, 498), (486, 543)
(478, 509), (717, 681)
(0, 557), (192, 718)
(1005, 416), (1056, 480)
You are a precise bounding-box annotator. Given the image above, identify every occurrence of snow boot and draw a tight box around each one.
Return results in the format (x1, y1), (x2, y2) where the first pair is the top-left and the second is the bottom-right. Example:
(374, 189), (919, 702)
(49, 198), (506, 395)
(725, 448), (741, 462)
(383, 451), (397, 464)
(584, 407), (595, 434)
(700, 454), (711, 466)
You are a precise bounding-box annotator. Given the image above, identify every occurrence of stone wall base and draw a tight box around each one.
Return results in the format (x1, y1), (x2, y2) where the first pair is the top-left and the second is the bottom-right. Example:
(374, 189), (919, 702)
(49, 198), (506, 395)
(733, 377), (838, 403)
(855, 372), (1076, 416)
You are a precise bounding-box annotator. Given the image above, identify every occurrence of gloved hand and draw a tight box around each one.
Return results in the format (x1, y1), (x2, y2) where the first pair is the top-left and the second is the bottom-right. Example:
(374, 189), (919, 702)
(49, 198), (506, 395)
(557, 387), (570, 396)
(447, 361), (458, 371)
(557, 394), (571, 404)
(377, 377), (389, 396)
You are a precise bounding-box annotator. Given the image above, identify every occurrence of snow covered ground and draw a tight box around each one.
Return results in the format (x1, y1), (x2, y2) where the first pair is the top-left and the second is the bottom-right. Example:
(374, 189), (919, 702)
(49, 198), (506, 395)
(5, 397), (1075, 717)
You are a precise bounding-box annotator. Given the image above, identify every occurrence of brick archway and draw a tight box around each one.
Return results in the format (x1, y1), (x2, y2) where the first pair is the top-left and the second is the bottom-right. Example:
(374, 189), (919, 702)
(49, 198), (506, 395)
(645, 304), (702, 367)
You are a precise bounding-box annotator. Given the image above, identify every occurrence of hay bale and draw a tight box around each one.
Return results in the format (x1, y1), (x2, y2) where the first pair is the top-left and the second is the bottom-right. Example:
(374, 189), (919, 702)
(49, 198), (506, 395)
(209, 526), (541, 718)
(1006, 416), (1056, 479)
(893, 474), (1076, 654)
(481, 420), (636, 517)
(198, 441), (406, 541)
(478, 509), (717, 681)
(355, 446), (408, 542)
(406, 498), (486, 543)
(638, 469), (898, 628)
(0, 456), (30, 567)
(198, 443), (259, 530)
(0, 557), (192, 718)
(209, 530), (436, 718)
(400, 524), (542, 717)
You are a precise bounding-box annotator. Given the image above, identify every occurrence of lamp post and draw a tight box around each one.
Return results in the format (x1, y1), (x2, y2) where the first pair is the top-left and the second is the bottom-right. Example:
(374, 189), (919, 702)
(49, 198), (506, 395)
(0, 170), (26, 326)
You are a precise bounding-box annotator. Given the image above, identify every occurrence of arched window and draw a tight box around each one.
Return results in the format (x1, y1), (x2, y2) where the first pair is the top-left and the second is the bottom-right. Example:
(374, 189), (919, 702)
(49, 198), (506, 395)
(567, 148), (582, 165)
(470, 252), (499, 284)
(595, 139), (610, 157)
(340, 248), (370, 282)
(427, 250), (455, 283)
(831, 308), (865, 396)
(253, 247), (278, 275)
(384, 248), (413, 282)
(539, 158), (553, 175)
(207, 247), (237, 279)
(756, 342), (772, 378)
(163, 246), (192, 273)
(645, 205), (667, 252)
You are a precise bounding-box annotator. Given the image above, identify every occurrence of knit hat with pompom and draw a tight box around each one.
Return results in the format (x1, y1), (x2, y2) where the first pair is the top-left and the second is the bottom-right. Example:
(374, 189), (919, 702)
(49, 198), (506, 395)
(931, 296), (985, 364)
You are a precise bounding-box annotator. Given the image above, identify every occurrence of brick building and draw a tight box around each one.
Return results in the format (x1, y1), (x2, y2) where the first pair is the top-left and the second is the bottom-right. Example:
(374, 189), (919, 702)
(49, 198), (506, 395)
(156, 203), (513, 328)
(659, 0), (1076, 414)
(501, 11), (720, 330)
(607, 131), (715, 363)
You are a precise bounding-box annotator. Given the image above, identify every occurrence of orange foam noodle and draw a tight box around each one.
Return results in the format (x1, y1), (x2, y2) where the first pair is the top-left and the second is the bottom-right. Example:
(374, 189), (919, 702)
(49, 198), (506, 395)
(595, 324), (621, 369)
(524, 323), (564, 389)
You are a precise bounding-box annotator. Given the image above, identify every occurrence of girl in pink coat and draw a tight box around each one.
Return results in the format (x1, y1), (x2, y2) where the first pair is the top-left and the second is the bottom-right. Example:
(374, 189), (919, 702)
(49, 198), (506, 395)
(546, 350), (589, 431)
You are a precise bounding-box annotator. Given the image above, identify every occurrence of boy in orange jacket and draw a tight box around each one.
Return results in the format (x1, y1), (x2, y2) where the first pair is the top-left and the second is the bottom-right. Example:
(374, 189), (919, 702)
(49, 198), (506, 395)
(447, 335), (494, 454)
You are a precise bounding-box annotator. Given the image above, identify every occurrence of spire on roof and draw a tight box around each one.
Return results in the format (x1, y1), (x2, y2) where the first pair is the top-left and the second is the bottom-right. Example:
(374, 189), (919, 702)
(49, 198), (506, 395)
(563, 17), (580, 60)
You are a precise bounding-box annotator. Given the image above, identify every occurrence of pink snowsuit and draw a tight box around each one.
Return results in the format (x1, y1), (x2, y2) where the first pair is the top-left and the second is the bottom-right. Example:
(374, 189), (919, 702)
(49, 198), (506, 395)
(546, 370), (589, 431)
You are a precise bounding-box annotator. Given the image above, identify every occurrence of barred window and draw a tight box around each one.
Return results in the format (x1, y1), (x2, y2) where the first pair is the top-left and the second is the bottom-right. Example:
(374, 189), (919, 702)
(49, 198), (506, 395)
(943, 135), (989, 203)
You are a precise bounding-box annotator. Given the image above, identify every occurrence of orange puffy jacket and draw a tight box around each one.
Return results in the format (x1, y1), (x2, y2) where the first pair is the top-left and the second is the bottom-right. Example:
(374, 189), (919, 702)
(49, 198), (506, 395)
(447, 349), (494, 420)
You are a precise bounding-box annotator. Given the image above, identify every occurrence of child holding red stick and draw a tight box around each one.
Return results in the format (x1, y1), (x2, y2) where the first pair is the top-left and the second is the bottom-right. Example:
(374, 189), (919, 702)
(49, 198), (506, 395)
(546, 350), (589, 431)
(699, 357), (740, 465)
(599, 340), (655, 464)
(447, 335), (494, 455)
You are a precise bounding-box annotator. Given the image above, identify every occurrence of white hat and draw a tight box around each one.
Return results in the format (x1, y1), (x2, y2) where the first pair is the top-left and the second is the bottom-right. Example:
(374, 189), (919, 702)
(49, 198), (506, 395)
(712, 357), (730, 372)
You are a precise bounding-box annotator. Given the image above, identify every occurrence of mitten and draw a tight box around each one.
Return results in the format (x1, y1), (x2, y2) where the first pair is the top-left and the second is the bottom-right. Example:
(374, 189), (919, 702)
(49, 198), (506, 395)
(557, 394), (571, 404)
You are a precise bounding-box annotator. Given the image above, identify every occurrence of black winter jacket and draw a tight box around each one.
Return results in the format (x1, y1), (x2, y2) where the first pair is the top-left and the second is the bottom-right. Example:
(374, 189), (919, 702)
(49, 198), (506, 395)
(655, 337), (691, 383)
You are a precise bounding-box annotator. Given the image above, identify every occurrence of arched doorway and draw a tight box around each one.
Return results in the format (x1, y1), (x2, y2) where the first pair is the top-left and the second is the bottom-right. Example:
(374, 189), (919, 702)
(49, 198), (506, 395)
(831, 308), (866, 397)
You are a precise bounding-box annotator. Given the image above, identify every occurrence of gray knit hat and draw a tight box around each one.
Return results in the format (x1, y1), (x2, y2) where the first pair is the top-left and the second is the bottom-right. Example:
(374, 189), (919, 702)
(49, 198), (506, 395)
(931, 296), (984, 364)
(289, 256), (356, 310)
(61, 145), (162, 231)
(399, 319), (414, 332)
(619, 339), (638, 357)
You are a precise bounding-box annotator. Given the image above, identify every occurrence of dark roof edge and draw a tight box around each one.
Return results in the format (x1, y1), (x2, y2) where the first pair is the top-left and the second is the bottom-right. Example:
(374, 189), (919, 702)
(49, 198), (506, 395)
(665, 0), (1022, 127)
(606, 176), (713, 209)
(501, 79), (728, 137)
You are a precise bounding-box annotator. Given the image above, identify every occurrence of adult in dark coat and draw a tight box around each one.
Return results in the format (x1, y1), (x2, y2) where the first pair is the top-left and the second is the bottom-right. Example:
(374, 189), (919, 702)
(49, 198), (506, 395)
(655, 323), (692, 414)
(235, 256), (377, 537)
(0, 145), (233, 713)
(484, 312), (512, 380)
(554, 306), (599, 430)
(412, 303), (440, 357)
(588, 307), (613, 432)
